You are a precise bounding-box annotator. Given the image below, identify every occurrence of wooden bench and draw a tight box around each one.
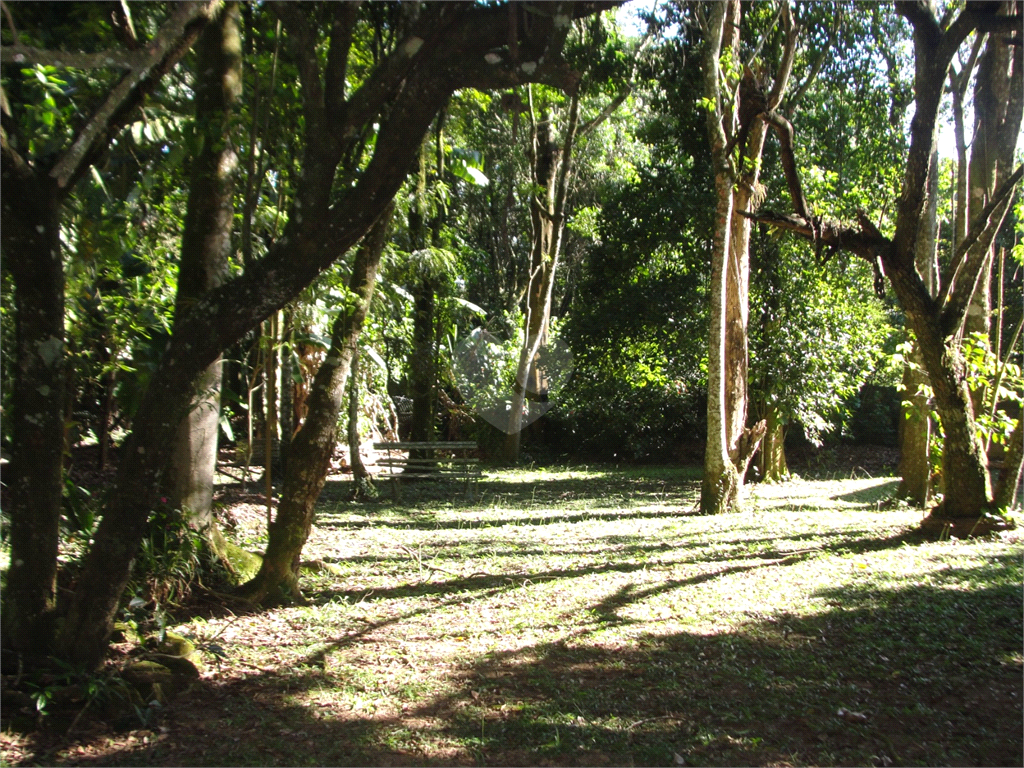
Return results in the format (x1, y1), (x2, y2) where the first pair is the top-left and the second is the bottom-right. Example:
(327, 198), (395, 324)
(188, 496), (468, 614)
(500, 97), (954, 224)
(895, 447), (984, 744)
(372, 441), (481, 499)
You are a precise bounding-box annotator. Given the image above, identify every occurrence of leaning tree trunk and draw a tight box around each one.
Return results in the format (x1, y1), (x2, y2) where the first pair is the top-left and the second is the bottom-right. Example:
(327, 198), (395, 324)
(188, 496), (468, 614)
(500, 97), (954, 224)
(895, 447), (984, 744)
(164, 3), (241, 537)
(0, 180), (66, 658)
(237, 204), (393, 604)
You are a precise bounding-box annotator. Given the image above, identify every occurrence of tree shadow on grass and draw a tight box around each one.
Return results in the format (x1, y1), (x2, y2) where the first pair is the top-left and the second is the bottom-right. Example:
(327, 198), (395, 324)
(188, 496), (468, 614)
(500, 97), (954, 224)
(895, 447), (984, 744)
(829, 478), (901, 506)
(35, 553), (1021, 767)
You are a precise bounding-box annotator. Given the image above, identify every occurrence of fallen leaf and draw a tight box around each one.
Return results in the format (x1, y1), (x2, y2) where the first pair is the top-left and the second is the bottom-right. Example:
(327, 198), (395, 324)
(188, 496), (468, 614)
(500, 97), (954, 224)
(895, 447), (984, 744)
(837, 707), (870, 723)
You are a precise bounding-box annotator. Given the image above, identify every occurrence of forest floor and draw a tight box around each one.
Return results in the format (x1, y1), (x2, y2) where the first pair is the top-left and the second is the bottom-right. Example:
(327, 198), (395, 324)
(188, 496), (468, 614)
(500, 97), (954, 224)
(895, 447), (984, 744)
(2, 458), (1022, 767)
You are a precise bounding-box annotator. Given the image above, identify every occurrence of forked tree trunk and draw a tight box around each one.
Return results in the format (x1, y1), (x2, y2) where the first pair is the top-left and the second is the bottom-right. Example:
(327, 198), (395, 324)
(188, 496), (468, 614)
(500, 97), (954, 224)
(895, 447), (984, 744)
(699, 0), (791, 513)
(164, 2), (241, 534)
(236, 204), (393, 603)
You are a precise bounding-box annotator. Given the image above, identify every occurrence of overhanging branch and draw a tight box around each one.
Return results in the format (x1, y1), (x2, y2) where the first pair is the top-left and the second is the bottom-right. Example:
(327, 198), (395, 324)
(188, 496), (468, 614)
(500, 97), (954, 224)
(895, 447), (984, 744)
(1, 45), (138, 69)
(48, 1), (221, 189)
(738, 209), (887, 262)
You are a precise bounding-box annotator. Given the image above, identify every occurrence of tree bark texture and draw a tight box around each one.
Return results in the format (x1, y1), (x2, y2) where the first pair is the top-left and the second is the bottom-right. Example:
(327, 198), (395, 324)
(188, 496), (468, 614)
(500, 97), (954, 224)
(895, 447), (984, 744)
(49, 0), (613, 670)
(898, 148), (939, 507)
(0, 180), (65, 656)
(237, 203), (393, 604)
(699, 0), (792, 512)
(165, 2), (242, 530)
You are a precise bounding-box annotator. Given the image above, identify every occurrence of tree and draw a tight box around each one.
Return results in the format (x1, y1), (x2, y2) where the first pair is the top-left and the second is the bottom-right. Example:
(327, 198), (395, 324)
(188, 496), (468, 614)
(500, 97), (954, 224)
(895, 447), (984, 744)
(696, 0), (796, 514)
(7, 1), (614, 671)
(747, 0), (1022, 535)
(237, 202), (394, 604)
(503, 18), (647, 461)
(163, 2), (242, 549)
(1, 0), (220, 659)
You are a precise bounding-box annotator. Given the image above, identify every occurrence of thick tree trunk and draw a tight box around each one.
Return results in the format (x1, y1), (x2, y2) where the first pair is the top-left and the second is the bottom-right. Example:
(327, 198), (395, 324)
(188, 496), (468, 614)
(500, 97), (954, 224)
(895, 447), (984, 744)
(1, 181), (65, 658)
(888, 269), (992, 520)
(237, 205), (392, 603)
(165, 3), (240, 535)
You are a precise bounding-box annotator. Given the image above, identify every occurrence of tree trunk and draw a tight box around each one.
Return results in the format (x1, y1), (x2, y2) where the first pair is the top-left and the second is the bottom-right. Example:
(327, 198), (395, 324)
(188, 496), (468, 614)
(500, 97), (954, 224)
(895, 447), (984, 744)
(897, 355), (933, 505)
(279, 306), (295, 475)
(760, 405), (788, 482)
(164, 3), (241, 532)
(237, 204), (393, 603)
(504, 91), (580, 462)
(700, 0), (791, 511)
(348, 347), (374, 500)
(994, 416), (1023, 511)
(898, 148), (939, 506)
(0, 180), (65, 658)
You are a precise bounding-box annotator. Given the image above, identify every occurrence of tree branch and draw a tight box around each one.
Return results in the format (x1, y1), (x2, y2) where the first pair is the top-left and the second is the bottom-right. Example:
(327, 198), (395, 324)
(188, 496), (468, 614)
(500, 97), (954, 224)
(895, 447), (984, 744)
(324, 2), (360, 123)
(1, 45), (138, 69)
(762, 110), (811, 222)
(48, 1), (221, 189)
(738, 209), (886, 263)
(939, 164), (1023, 335)
(269, 3), (325, 139)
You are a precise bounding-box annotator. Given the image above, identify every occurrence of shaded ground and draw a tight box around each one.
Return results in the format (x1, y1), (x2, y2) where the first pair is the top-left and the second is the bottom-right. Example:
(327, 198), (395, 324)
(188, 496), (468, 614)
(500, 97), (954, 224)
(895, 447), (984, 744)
(2, 466), (1021, 767)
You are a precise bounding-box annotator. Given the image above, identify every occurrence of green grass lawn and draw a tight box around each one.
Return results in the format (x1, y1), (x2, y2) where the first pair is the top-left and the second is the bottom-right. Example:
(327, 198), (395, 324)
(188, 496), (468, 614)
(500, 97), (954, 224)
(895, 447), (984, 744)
(5, 466), (1022, 767)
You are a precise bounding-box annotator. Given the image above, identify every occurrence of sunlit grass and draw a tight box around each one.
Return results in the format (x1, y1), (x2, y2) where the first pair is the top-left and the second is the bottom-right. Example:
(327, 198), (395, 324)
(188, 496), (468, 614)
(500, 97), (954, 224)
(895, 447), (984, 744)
(30, 466), (1020, 767)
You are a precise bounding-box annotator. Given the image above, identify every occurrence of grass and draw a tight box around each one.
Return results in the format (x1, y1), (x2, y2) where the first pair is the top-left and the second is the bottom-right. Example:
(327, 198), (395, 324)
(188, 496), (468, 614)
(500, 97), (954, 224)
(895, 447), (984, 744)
(3, 466), (1022, 767)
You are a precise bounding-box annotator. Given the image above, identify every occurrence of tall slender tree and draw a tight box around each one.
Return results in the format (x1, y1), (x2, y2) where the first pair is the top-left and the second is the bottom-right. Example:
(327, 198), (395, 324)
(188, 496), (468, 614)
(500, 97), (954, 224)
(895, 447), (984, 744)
(747, 0), (1022, 534)
(697, 0), (796, 514)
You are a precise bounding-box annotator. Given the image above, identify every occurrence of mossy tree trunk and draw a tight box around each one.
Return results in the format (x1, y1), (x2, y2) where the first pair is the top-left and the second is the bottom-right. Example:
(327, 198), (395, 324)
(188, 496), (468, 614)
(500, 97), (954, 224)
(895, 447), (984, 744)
(237, 204), (393, 604)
